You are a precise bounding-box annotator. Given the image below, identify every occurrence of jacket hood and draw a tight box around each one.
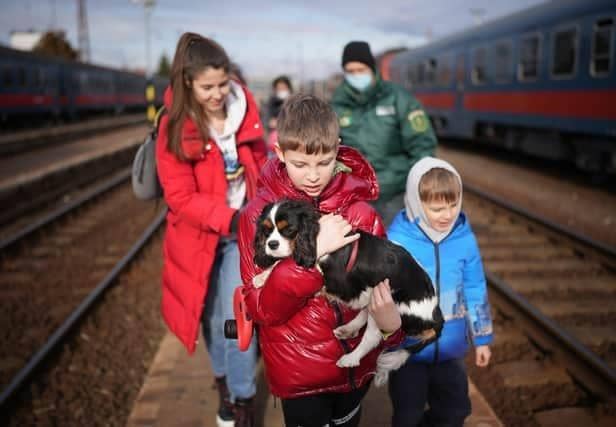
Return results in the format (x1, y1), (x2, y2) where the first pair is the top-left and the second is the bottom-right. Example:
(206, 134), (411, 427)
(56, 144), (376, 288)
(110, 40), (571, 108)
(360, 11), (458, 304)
(211, 80), (246, 138)
(391, 209), (469, 243)
(162, 80), (263, 159)
(163, 80), (246, 126)
(257, 145), (379, 212)
(404, 156), (463, 243)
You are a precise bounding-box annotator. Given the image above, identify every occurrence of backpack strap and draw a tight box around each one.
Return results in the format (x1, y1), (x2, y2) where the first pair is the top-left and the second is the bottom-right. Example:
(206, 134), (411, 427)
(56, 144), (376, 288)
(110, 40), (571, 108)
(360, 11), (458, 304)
(152, 106), (166, 135)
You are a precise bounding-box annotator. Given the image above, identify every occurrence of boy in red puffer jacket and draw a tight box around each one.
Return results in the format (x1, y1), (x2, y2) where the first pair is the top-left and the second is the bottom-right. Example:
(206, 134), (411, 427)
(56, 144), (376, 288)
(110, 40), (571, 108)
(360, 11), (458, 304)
(238, 94), (404, 427)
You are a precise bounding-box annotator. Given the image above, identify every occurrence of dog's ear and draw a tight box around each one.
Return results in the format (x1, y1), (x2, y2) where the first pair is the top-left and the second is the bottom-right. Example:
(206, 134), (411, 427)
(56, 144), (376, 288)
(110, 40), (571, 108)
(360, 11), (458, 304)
(292, 207), (320, 268)
(254, 203), (277, 269)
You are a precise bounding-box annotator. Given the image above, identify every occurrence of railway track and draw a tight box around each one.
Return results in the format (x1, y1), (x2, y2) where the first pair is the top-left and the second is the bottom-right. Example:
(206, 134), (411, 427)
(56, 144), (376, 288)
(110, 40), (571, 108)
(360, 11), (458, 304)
(0, 114), (147, 157)
(463, 184), (616, 426)
(0, 174), (166, 423)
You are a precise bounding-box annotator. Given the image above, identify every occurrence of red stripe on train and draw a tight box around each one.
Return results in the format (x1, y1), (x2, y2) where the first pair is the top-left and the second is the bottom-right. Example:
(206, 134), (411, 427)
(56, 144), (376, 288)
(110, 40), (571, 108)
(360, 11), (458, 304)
(463, 89), (616, 120)
(0, 94), (54, 107)
(415, 93), (456, 109)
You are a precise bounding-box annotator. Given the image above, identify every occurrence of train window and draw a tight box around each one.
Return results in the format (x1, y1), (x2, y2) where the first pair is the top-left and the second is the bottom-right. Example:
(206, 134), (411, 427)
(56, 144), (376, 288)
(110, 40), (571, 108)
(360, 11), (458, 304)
(406, 63), (416, 88)
(417, 63), (425, 86)
(518, 34), (541, 81)
(471, 47), (487, 84)
(2, 68), (12, 87)
(551, 27), (578, 78)
(591, 18), (613, 77)
(425, 58), (437, 85)
(437, 56), (451, 87)
(455, 54), (465, 85)
(32, 68), (41, 88)
(16, 67), (27, 87)
(493, 41), (512, 83)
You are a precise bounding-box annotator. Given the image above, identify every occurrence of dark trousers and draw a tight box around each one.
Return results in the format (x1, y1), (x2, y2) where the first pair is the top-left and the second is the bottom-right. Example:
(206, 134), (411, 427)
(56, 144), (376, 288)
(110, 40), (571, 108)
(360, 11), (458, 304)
(281, 383), (370, 427)
(388, 358), (471, 427)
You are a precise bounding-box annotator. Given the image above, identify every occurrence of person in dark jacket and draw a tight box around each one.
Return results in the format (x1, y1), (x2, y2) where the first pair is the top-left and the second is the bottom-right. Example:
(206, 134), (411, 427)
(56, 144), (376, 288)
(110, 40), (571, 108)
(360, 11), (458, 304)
(155, 32), (267, 427)
(331, 41), (437, 225)
(264, 75), (293, 153)
(238, 94), (404, 427)
(386, 157), (494, 427)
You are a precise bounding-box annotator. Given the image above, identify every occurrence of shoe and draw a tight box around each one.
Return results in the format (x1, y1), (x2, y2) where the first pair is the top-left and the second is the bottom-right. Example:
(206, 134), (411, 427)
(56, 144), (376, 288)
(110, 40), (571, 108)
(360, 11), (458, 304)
(214, 376), (235, 427)
(234, 396), (255, 427)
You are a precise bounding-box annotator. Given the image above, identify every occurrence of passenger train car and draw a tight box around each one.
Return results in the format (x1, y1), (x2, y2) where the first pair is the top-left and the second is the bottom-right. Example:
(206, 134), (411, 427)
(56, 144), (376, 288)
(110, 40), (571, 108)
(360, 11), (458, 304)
(387, 0), (616, 173)
(0, 45), (167, 128)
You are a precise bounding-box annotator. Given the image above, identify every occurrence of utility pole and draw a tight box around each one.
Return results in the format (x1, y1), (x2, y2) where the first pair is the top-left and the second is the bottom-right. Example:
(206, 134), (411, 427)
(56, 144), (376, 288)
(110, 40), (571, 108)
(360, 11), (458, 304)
(132, 0), (156, 76)
(77, 0), (90, 62)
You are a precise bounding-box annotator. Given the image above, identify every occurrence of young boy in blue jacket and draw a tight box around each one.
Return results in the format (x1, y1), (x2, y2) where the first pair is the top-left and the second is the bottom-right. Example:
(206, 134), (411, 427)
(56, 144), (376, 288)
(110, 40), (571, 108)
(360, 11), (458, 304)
(386, 157), (493, 427)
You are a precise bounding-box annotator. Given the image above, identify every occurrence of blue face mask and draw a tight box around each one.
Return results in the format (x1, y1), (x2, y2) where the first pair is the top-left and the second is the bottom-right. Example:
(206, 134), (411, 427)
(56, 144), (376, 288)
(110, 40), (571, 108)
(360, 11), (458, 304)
(344, 73), (373, 91)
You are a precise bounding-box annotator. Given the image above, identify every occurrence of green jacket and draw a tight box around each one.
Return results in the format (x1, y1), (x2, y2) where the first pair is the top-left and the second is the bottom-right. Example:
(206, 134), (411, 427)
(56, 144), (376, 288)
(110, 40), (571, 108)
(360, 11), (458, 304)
(331, 77), (437, 202)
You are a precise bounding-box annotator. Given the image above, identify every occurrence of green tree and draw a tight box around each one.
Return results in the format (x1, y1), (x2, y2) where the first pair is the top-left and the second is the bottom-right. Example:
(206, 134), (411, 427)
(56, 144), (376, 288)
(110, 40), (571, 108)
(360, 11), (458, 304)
(33, 31), (78, 60)
(156, 53), (171, 77)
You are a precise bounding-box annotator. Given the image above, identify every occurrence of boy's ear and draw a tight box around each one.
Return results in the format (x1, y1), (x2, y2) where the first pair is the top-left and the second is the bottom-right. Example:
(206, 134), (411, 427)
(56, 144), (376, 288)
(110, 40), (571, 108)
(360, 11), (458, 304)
(273, 143), (285, 163)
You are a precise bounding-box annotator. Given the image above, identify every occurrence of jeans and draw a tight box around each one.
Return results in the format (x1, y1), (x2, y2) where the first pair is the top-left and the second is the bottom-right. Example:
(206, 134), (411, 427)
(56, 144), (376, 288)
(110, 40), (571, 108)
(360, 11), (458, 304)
(202, 240), (258, 401)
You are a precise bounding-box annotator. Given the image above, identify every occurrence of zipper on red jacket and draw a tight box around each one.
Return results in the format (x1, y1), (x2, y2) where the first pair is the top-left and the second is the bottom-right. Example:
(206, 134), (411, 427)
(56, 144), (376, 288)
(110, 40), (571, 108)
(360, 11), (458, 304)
(332, 301), (357, 390)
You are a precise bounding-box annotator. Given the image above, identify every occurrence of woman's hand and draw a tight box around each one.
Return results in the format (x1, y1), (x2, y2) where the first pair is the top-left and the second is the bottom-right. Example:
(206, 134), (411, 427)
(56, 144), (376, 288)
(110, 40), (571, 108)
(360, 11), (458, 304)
(369, 279), (401, 334)
(316, 214), (359, 259)
(475, 345), (491, 367)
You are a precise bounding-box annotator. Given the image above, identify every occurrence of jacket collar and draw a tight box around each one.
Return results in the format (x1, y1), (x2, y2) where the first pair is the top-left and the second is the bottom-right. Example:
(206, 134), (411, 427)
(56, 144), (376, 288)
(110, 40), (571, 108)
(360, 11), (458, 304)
(256, 145), (379, 213)
(397, 211), (468, 243)
(163, 82), (264, 159)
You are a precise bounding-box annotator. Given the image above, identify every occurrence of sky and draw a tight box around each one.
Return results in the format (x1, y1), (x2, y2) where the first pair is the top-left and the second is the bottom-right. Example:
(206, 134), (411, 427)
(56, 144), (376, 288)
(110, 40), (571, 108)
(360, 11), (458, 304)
(0, 0), (547, 82)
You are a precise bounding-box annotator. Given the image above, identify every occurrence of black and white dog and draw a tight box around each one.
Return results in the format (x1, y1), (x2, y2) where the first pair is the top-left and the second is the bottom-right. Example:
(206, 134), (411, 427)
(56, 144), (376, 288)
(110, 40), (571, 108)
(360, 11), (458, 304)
(253, 199), (444, 385)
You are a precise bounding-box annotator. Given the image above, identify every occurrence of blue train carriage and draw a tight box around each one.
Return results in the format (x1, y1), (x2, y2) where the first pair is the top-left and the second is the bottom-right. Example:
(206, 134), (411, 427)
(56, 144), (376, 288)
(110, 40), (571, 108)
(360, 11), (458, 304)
(115, 70), (150, 114)
(64, 62), (121, 117)
(0, 45), (63, 127)
(388, 0), (616, 173)
(150, 75), (168, 108)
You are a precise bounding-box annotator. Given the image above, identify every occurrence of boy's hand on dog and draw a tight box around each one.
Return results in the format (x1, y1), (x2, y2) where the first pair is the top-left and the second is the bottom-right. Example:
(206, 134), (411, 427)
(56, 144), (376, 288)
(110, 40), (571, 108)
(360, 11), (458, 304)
(475, 345), (491, 367)
(316, 214), (359, 259)
(369, 279), (401, 334)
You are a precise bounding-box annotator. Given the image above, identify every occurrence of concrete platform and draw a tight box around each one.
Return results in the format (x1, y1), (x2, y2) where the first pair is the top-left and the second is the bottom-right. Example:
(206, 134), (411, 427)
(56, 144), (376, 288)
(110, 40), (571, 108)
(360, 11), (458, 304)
(126, 332), (504, 427)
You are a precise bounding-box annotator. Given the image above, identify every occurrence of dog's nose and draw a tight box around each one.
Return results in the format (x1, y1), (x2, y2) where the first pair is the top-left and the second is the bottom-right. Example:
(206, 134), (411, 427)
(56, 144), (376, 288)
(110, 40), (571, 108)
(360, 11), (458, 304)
(268, 241), (279, 250)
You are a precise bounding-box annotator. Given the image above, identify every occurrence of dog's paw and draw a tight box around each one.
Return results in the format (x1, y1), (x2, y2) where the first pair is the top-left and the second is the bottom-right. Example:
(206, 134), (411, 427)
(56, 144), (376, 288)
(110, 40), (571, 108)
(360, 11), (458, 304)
(337, 353), (361, 368)
(334, 325), (359, 340)
(374, 370), (389, 387)
(252, 268), (272, 288)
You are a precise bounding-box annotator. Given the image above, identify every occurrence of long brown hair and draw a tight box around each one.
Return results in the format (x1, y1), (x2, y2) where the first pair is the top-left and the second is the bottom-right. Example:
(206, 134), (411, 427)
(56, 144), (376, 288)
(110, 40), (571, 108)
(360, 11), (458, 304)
(167, 32), (230, 160)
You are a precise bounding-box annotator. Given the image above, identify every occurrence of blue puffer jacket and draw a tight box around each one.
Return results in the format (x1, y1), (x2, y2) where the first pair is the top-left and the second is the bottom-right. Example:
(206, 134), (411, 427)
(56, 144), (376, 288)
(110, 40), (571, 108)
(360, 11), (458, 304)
(387, 210), (493, 363)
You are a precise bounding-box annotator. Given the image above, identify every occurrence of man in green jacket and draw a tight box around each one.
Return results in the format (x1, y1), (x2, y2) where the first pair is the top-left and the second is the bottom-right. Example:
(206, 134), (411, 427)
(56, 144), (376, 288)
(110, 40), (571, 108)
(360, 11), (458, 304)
(331, 41), (437, 225)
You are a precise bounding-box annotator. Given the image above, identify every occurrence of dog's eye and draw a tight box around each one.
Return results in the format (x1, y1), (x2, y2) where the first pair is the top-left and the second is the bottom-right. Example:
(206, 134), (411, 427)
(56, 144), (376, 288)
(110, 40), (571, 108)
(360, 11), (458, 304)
(276, 220), (288, 231)
(261, 219), (274, 231)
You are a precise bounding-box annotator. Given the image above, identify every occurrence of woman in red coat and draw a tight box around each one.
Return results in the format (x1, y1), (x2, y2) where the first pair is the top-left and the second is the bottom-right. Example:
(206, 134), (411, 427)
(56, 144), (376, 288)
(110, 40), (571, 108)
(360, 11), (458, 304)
(155, 32), (266, 427)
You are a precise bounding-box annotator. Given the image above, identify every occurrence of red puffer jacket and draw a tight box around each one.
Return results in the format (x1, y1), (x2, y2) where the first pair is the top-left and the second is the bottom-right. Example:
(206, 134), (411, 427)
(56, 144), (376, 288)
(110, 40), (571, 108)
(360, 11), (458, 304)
(238, 146), (404, 398)
(157, 84), (267, 354)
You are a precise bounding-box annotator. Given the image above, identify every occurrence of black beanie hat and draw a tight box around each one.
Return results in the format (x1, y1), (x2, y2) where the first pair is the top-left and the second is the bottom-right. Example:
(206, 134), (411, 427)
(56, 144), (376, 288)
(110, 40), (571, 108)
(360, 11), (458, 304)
(342, 41), (376, 72)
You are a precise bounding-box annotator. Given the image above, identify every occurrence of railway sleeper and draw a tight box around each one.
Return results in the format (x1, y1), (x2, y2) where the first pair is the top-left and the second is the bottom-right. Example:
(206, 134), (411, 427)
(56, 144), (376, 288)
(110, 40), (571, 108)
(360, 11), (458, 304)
(505, 276), (615, 299)
(481, 246), (576, 262)
(492, 360), (584, 411)
(484, 259), (603, 276)
(490, 325), (536, 364)
(534, 406), (616, 427)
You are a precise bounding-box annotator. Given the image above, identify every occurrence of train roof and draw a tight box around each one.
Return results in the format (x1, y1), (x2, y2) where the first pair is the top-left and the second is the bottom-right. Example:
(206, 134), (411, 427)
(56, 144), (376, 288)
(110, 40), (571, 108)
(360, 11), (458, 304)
(396, 0), (614, 59)
(0, 43), (147, 78)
